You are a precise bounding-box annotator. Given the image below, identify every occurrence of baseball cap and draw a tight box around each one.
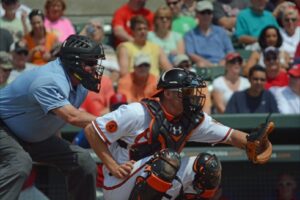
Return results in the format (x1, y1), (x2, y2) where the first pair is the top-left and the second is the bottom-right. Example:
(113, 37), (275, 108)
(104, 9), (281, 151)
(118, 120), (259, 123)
(225, 52), (242, 63)
(109, 93), (127, 111)
(288, 64), (300, 78)
(10, 40), (29, 55)
(196, 1), (213, 12)
(134, 53), (151, 67)
(173, 54), (190, 66)
(0, 51), (13, 70)
(263, 46), (279, 60)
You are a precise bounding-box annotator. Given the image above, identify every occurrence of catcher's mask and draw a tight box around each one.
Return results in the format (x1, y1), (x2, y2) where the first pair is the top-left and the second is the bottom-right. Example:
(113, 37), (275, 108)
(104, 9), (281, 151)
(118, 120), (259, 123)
(153, 68), (206, 114)
(59, 34), (105, 92)
(192, 153), (222, 198)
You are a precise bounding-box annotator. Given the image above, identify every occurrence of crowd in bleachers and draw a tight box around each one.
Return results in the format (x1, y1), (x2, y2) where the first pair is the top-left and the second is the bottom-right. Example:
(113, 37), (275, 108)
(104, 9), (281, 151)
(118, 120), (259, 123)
(1, 0), (300, 117)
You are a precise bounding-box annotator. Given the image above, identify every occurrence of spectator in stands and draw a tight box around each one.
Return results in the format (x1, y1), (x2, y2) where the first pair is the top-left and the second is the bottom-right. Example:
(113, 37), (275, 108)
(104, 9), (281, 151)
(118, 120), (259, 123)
(245, 25), (290, 75)
(275, 173), (298, 200)
(165, 0), (197, 36)
(173, 53), (212, 114)
(112, 0), (154, 47)
(7, 40), (36, 84)
(117, 53), (157, 103)
(44, 0), (75, 43)
(117, 15), (171, 78)
(212, 0), (250, 33)
(148, 6), (184, 63)
(181, 0), (196, 17)
(173, 53), (193, 71)
(272, 1), (300, 26)
(270, 64), (300, 114)
(278, 6), (300, 60)
(295, 42), (300, 64)
(0, 51), (13, 88)
(23, 9), (59, 66)
(212, 52), (250, 113)
(80, 17), (115, 52)
(185, 0), (234, 68)
(0, 27), (13, 52)
(80, 18), (104, 43)
(0, 0), (31, 19)
(235, 0), (279, 49)
(264, 46), (289, 89)
(225, 65), (278, 113)
(0, 0), (29, 41)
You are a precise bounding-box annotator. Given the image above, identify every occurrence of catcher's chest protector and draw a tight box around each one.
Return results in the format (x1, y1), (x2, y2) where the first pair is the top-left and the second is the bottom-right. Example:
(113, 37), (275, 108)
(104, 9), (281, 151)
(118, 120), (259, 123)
(128, 99), (203, 161)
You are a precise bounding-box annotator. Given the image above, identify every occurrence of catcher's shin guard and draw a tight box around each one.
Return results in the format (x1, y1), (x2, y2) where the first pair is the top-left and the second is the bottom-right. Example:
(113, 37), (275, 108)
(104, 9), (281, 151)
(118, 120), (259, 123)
(191, 153), (222, 199)
(128, 149), (181, 200)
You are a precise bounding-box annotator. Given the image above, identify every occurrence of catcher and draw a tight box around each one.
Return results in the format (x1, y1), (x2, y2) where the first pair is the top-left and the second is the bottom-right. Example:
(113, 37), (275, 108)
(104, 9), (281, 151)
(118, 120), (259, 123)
(84, 68), (274, 200)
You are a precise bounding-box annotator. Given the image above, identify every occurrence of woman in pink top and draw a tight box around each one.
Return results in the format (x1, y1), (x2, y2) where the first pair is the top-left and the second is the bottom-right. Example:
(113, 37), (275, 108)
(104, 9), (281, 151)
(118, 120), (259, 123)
(44, 0), (75, 42)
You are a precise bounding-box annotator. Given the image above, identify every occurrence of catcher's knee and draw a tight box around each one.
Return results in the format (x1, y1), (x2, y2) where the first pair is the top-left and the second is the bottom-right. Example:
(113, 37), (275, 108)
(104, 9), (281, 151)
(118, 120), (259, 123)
(192, 152), (222, 199)
(128, 149), (181, 200)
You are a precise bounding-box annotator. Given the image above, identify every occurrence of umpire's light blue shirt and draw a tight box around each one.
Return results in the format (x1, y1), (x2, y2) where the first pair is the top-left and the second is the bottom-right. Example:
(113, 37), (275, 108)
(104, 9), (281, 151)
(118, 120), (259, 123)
(0, 58), (88, 142)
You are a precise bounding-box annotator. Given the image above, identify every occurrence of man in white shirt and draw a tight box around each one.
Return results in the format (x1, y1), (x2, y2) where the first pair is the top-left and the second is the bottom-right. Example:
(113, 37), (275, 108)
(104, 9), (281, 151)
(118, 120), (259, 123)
(7, 40), (36, 84)
(270, 64), (300, 114)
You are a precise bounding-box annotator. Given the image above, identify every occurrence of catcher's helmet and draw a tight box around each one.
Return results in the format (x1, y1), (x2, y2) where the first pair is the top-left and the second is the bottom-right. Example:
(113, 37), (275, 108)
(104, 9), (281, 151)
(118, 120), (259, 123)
(192, 153), (222, 198)
(154, 68), (206, 113)
(59, 34), (105, 92)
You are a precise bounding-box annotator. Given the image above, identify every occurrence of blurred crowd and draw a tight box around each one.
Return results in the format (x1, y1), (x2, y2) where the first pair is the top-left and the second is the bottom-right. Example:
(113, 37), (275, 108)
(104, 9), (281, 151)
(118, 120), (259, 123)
(0, 0), (300, 118)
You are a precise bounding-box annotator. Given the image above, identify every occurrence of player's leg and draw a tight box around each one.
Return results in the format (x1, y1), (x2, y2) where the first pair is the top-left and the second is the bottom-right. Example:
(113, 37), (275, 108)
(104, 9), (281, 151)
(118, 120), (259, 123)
(128, 148), (181, 200)
(0, 128), (32, 200)
(21, 136), (97, 200)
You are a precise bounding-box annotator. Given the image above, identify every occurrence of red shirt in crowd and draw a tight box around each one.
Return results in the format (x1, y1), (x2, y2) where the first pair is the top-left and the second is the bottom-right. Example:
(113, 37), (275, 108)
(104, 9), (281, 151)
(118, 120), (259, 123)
(265, 70), (289, 89)
(112, 3), (154, 47)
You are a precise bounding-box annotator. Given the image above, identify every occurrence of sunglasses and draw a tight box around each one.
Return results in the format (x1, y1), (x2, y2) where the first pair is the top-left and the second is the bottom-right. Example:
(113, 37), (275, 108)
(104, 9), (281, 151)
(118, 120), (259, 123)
(228, 58), (242, 65)
(167, 1), (179, 7)
(198, 10), (213, 15)
(284, 18), (297, 23)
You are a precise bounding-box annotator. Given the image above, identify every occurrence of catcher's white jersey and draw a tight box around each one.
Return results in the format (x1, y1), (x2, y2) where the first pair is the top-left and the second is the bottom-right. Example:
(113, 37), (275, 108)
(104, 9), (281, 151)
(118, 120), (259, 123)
(92, 102), (232, 198)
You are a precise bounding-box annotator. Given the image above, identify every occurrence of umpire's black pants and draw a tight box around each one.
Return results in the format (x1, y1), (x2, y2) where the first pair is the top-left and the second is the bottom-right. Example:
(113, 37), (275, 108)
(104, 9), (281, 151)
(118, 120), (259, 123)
(0, 123), (97, 200)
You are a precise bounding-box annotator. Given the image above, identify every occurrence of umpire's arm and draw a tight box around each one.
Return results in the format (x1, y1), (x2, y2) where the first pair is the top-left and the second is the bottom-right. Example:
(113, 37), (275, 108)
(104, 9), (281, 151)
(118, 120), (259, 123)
(52, 104), (96, 128)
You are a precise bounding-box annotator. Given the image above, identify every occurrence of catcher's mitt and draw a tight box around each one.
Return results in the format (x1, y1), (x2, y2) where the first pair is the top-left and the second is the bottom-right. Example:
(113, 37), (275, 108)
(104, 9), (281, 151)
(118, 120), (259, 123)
(246, 118), (275, 164)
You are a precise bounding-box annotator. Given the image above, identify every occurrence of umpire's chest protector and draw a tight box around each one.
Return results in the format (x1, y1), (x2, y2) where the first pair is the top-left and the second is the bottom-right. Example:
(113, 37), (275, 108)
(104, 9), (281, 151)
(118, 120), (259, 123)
(128, 99), (204, 161)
